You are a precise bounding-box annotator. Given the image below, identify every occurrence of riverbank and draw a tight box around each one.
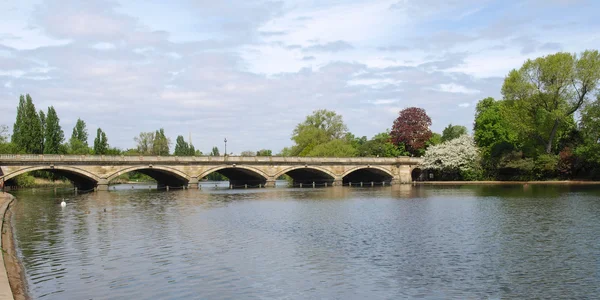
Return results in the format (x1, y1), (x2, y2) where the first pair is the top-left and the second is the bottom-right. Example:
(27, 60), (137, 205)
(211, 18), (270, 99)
(414, 180), (600, 185)
(0, 192), (27, 300)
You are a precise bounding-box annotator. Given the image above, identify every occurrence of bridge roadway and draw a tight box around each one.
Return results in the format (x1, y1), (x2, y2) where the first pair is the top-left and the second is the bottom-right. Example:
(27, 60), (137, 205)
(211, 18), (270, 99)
(0, 154), (423, 190)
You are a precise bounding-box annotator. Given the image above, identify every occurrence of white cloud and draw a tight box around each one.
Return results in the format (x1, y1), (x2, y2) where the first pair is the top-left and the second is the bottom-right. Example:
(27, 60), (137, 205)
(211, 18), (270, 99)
(436, 83), (480, 94)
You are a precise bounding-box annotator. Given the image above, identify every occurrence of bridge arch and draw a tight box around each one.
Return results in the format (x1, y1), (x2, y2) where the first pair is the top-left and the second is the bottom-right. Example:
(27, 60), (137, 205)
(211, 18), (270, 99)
(2, 165), (100, 190)
(198, 166), (269, 187)
(341, 166), (394, 184)
(106, 165), (190, 188)
(274, 166), (336, 186)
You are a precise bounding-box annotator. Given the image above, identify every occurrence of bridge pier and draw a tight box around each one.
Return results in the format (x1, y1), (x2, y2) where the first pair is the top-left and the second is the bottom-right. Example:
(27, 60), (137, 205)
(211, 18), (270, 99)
(96, 179), (109, 191)
(188, 177), (199, 189)
(333, 179), (343, 186)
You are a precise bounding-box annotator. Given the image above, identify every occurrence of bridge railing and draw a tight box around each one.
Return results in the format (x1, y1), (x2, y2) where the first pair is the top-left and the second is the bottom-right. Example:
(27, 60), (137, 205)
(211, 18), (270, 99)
(0, 154), (422, 164)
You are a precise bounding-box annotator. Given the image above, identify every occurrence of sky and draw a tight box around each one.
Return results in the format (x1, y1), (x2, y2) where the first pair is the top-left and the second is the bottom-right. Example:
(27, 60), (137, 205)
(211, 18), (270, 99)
(1, 0), (599, 154)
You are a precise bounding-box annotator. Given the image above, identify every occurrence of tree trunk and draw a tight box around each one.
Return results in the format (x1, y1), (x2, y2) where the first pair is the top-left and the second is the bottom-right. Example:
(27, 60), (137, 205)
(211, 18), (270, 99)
(546, 119), (560, 154)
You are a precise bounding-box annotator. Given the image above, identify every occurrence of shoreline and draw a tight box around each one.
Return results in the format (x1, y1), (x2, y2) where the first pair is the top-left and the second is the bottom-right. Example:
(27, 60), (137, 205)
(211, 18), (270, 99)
(413, 180), (600, 185)
(0, 192), (28, 300)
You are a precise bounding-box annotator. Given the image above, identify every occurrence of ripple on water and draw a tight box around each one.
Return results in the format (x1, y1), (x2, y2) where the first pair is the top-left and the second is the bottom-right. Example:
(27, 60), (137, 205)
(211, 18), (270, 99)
(9, 186), (600, 299)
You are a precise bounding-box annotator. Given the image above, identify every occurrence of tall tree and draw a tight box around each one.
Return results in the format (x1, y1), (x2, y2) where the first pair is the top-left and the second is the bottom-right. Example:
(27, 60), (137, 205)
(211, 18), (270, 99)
(240, 150), (256, 156)
(210, 146), (220, 156)
(134, 132), (155, 155)
(70, 118), (88, 147)
(441, 124), (467, 142)
(12, 94), (43, 153)
(152, 128), (170, 155)
(290, 109), (350, 156)
(43, 106), (64, 154)
(11, 95), (25, 149)
(0, 125), (8, 144)
(93, 128), (108, 154)
(38, 109), (46, 152)
(174, 135), (190, 156)
(502, 50), (600, 153)
(390, 107), (432, 156)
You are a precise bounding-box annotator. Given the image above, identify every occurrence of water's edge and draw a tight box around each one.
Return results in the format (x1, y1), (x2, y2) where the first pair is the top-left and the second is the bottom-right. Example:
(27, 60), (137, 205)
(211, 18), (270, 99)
(0, 192), (28, 300)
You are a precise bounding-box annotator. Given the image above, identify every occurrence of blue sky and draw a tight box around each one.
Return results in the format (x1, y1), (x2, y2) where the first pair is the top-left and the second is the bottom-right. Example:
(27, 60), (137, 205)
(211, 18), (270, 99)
(1, 0), (599, 154)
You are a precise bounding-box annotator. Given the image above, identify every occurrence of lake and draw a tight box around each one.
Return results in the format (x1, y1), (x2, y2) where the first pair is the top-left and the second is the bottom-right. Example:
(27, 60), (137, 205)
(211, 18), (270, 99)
(9, 184), (600, 299)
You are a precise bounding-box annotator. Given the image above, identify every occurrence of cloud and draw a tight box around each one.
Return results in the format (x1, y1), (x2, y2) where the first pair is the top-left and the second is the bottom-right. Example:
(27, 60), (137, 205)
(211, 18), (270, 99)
(436, 83), (480, 94)
(0, 0), (598, 153)
(303, 40), (354, 52)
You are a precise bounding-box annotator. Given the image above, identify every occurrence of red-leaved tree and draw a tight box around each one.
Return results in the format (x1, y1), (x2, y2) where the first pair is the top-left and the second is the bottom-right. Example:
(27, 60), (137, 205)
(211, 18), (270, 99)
(390, 107), (432, 156)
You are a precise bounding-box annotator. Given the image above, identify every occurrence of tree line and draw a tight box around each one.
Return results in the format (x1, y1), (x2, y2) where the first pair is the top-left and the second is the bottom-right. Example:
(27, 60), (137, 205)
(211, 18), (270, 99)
(1, 49), (599, 181)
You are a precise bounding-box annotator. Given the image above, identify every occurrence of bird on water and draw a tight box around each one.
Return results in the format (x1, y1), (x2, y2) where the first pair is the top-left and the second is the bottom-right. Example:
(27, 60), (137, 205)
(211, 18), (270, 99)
(60, 199), (66, 207)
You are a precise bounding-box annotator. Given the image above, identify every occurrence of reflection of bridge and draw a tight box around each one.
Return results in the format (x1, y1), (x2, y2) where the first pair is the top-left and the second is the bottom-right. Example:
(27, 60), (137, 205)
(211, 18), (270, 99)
(0, 155), (423, 190)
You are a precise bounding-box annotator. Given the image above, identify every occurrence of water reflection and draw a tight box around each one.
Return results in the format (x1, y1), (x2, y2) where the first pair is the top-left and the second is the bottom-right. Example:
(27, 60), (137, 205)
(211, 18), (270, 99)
(9, 184), (600, 299)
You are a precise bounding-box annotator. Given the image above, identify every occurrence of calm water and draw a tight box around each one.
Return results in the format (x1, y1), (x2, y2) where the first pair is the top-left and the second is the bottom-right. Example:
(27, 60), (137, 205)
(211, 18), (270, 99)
(9, 184), (600, 299)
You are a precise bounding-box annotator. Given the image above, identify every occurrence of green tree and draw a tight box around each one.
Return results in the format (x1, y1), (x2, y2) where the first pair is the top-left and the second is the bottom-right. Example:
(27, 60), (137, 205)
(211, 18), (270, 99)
(69, 118), (89, 154)
(38, 109), (46, 152)
(12, 94), (43, 153)
(441, 124), (467, 142)
(93, 128), (109, 155)
(210, 146), (220, 156)
(357, 132), (407, 157)
(134, 132), (154, 155)
(256, 149), (272, 156)
(501, 50), (600, 154)
(174, 135), (190, 156)
(240, 150), (255, 156)
(304, 139), (357, 157)
(290, 109), (352, 156)
(43, 106), (64, 154)
(428, 132), (442, 146)
(152, 128), (170, 155)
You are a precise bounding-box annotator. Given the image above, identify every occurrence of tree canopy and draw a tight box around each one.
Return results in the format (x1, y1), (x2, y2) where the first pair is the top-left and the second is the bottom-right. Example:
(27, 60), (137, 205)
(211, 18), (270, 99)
(441, 124), (467, 142)
(390, 107), (432, 156)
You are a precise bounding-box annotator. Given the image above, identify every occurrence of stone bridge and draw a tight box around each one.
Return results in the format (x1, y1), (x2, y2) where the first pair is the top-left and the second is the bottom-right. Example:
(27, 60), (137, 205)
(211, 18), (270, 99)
(0, 155), (423, 190)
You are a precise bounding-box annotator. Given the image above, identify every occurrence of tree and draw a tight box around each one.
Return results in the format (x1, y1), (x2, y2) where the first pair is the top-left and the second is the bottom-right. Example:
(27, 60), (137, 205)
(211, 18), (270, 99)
(210, 146), (220, 156)
(501, 50), (600, 154)
(0, 125), (8, 144)
(12, 94), (43, 153)
(304, 139), (357, 157)
(38, 110), (46, 152)
(93, 128), (108, 155)
(69, 118), (89, 154)
(441, 124), (467, 142)
(240, 150), (256, 156)
(256, 149), (272, 156)
(134, 132), (155, 155)
(152, 128), (170, 155)
(357, 132), (407, 157)
(421, 135), (481, 180)
(174, 135), (191, 156)
(43, 106), (64, 154)
(291, 109), (348, 156)
(390, 107), (432, 156)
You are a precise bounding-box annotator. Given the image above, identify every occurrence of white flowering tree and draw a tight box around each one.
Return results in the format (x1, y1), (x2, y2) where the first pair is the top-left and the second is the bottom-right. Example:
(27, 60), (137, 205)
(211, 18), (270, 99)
(421, 134), (482, 180)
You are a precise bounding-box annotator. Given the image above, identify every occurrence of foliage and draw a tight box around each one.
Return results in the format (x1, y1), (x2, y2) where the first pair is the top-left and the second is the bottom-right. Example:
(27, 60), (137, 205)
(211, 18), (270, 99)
(428, 132), (442, 146)
(12, 94), (43, 154)
(134, 132), (155, 155)
(421, 135), (481, 180)
(0, 125), (8, 144)
(256, 149), (272, 156)
(290, 109), (348, 156)
(43, 106), (64, 154)
(69, 118), (89, 154)
(390, 107), (432, 156)
(174, 135), (195, 156)
(153, 128), (170, 155)
(441, 124), (467, 142)
(93, 128), (109, 155)
(303, 139), (357, 157)
(12, 174), (36, 187)
(210, 146), (220, 156)
(357, 132), (407, 157)
(501, 50), (600, 154)
(240, 150), (256, 156)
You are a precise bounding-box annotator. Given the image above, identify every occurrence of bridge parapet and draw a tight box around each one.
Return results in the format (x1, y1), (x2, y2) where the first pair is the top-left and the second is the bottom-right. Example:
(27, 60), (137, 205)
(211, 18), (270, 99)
(0, 154), (421, 165)
(1, 154), (423, 189)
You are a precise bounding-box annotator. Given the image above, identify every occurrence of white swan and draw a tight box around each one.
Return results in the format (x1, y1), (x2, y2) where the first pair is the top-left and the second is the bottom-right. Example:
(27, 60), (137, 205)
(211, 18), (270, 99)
(60, 199), (66, 207)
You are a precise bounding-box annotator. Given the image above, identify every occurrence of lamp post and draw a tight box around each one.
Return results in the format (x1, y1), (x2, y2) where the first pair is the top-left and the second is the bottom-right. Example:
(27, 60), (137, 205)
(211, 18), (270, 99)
(224, 138), (227, 156)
